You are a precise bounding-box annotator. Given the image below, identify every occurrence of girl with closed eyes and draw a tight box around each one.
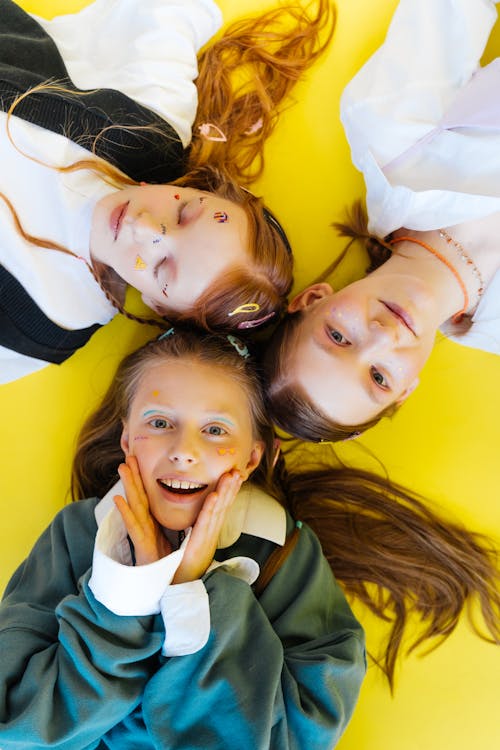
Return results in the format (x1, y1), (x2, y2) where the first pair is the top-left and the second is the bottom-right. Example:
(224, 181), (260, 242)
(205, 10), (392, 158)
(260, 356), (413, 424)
(0, 0), (334, 384)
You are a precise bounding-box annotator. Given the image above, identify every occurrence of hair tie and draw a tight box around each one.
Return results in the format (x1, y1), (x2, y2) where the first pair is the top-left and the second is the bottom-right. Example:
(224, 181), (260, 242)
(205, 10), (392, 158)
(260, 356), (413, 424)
(198, 122), (227, 142)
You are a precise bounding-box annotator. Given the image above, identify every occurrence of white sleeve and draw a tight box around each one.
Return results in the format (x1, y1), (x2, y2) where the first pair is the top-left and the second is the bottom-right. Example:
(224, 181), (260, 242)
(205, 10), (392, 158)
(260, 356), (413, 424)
(0, 346), (49, 385)
(31, 0), (223, 147)
(88, 507), (211, 656)
(340, 0), (499, 171)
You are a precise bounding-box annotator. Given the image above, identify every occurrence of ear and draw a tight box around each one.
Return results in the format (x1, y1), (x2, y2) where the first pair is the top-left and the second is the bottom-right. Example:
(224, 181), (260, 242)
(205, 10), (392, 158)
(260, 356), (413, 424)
(141, 293), (169, 316)
(288, 282), (333, 313)
(120, 423), (131, 456)
(395, 377), (419, 405)
(240, 441), (265, 480)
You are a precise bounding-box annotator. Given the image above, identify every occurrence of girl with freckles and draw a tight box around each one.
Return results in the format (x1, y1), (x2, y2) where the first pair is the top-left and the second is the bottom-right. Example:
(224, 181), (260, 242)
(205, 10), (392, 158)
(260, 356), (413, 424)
(1, 327), (500, 749)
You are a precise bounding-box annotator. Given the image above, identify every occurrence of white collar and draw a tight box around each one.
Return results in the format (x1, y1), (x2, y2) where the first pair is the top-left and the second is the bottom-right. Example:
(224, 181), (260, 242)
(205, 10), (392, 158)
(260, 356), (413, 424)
(94, 480), (287, 548)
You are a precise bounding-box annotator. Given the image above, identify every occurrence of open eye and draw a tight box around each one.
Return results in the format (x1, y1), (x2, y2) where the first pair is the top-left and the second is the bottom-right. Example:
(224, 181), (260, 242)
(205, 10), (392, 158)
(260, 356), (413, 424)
(328, 328), (350, 346)
(204, 424), (228, 437)
(149, 417), (171, 429)
(370, 367), (389, 389)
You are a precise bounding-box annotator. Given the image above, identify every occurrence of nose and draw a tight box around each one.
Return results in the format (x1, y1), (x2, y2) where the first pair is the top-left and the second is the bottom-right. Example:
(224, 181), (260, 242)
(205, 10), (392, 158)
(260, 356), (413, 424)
(167, 432), (198, 467)
(133, 211), (166, 243)
(367, 318), (398, 346)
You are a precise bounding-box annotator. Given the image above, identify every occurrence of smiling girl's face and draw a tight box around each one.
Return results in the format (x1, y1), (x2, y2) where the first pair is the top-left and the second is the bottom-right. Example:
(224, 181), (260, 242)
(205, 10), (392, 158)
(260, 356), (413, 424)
(90, 185), (249, 314)
(285, 279), (438, 426)
(120, 357), (264, 531)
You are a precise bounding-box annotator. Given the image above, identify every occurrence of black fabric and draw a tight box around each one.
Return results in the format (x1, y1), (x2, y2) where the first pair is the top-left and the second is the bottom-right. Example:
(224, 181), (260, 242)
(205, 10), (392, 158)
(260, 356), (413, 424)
(0, 264), (101, 364)
(0, 0), (188, 366)
(0, 0), (186, 183)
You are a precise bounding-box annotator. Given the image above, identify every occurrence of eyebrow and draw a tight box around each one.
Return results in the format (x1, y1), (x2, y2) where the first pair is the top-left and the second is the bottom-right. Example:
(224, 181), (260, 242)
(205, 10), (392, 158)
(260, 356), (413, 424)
(143, 409), (161, 417)
(313, 336), (386, 406)
(208, 416), (235, 427)
(142, 408), (236, 426)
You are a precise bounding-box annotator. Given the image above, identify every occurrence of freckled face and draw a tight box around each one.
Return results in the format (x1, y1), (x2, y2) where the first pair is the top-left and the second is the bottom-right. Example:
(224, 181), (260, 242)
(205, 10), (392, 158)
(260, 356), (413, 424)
(120, 359), (264, 530)
(286, 279), (438, 425)
(90, 185), (249, 314)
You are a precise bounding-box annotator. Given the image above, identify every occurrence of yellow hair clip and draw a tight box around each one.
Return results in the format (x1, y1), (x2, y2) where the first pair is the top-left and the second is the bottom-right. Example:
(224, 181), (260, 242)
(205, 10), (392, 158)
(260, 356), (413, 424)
(228, 302), (260, 317)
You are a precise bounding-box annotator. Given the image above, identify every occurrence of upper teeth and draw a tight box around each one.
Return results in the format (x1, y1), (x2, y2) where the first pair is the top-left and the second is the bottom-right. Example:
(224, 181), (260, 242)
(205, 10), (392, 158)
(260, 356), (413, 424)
(163, 479), (204, 490)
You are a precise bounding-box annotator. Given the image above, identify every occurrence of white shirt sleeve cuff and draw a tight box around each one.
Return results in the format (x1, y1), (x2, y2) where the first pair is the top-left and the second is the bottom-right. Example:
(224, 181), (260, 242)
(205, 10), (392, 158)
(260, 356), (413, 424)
(160, 579), (210, 656)
(206, 556), (260, 586)
(160, 557), (260, 656)
(89, 506), (189, 616)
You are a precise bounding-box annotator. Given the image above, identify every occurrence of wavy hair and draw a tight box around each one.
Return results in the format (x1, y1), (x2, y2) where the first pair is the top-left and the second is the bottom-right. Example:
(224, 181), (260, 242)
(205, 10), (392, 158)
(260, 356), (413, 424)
(1, 1), (335, 333)
(72, 327), (500, 690)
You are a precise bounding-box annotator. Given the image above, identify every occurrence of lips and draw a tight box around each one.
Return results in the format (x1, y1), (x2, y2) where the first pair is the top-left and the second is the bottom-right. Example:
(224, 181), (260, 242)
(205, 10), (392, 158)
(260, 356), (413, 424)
(157, 478), (208, 504)
(381, 301), (416, 336)
(110, 201), (129, 240)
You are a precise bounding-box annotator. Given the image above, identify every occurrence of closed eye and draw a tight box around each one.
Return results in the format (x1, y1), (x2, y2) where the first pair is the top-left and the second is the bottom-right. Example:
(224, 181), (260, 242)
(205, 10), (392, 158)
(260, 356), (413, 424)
(177, 201), (187, 225)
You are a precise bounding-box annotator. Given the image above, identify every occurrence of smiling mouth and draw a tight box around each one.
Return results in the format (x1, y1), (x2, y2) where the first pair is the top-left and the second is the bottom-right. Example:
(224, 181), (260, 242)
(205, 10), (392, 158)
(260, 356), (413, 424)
(381, 301), (416, 336)
(157, 478), (208, 496)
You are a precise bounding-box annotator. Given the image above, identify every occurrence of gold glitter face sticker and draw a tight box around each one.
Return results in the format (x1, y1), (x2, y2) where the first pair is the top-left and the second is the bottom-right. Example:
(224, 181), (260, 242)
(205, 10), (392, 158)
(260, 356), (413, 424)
(134, 255), (147, 271)
(217, 447), (236, 456)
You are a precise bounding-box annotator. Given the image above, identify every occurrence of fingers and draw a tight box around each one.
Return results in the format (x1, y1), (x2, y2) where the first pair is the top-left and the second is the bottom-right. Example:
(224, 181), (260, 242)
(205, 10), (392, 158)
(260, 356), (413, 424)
(117, 456), (150, 520)
(198, 470), (243, 529)
(173, 470), (244, 583)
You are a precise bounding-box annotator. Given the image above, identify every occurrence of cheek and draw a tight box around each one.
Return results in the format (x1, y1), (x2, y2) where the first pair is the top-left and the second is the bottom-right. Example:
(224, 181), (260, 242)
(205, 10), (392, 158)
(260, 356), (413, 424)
(216, 447), (236, 456)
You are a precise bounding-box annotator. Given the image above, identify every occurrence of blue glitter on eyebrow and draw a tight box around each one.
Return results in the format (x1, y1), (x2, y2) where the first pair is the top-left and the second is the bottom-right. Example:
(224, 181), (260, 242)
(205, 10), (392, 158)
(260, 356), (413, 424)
(143, 409), (165, 417)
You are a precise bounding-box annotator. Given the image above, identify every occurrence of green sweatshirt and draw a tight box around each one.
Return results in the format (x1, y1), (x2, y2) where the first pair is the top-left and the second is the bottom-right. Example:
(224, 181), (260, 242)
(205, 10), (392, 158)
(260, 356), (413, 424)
(0, 497), (365, 749)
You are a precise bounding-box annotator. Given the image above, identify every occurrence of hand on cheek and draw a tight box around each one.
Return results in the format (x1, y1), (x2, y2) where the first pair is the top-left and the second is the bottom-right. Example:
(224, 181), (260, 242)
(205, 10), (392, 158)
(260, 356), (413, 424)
(114, 455), (172, 565)
(173, 470), (243, 584)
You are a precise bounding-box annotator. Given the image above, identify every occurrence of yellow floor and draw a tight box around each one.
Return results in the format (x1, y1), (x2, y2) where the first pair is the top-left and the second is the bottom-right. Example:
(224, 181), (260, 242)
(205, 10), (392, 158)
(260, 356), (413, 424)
(2, 1), (500, 748)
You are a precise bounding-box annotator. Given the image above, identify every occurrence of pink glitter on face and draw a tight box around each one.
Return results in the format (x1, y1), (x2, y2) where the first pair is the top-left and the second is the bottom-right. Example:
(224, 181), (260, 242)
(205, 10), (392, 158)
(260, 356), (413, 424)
(133, 435), (149, 442)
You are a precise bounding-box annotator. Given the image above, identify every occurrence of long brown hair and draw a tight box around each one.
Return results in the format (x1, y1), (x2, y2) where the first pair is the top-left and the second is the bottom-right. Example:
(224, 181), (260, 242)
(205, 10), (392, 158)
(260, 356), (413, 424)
(262, 200), (398, 441)
(72, 329), (500, 690)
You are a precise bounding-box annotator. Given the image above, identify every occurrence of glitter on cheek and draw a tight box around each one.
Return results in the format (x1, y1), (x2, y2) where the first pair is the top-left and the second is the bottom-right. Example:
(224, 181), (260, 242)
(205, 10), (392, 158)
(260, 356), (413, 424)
(213, 211), (228, 223)
(217, 447), (236, 456)
(174, 194), (180, 200)
(134, 255), (147, 270)
(133, 436), (149, 442)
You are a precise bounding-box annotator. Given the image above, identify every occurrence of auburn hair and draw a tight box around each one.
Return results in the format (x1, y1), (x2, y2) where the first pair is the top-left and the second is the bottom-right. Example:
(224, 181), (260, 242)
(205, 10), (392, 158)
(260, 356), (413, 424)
(72, 328), (500, 690)
(2, 1), (335, 333)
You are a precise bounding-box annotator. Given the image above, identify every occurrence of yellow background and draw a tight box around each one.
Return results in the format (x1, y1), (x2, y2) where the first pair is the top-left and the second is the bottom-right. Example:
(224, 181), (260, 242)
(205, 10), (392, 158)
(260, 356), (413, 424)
(1, 1), (499, 748)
